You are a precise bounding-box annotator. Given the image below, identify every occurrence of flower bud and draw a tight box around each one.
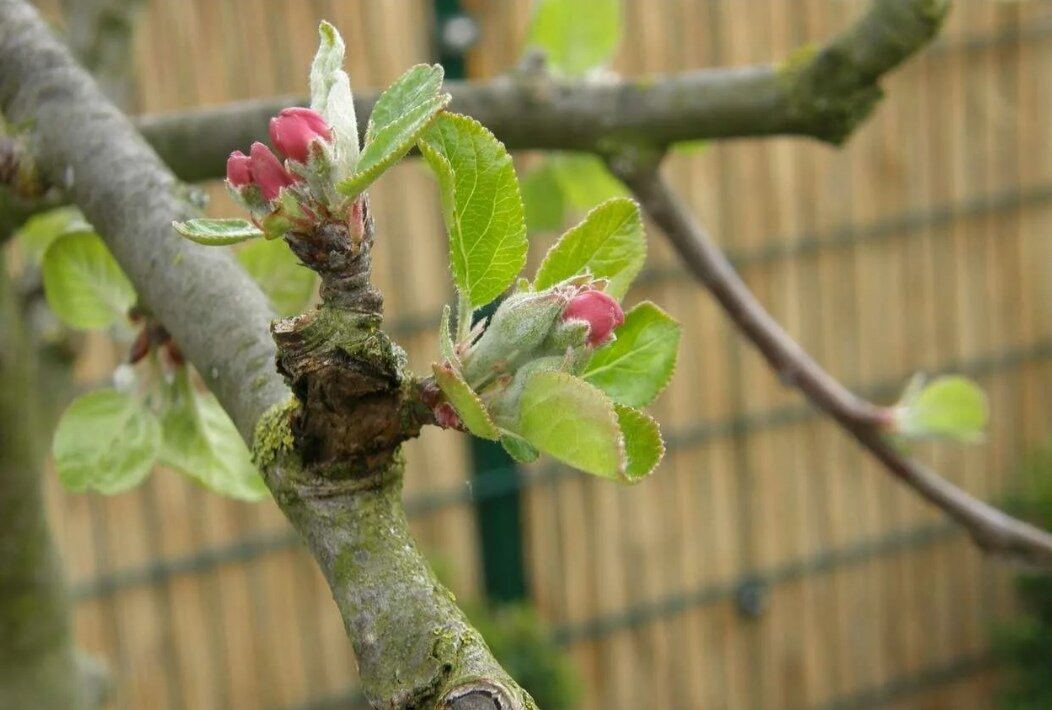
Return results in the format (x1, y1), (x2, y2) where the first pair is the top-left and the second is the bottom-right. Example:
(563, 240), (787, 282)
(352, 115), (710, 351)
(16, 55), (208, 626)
(249, 142), (294, 201)
(226, 150), (253, 187)
(433, 402), (464, 431)
(269, 107), (333, 163)
(563, 289), (624, 346)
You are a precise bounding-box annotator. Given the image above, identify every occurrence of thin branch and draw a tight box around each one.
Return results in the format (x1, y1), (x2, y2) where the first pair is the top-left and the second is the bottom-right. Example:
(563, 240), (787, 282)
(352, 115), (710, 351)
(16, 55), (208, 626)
(613, 161), (1052, 569)
(134, 0), (949, 183)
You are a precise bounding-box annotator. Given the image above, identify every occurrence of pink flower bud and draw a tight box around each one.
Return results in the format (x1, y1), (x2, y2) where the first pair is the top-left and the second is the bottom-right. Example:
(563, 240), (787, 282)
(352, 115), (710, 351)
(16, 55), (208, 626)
(563, 289), (624, 346)
(249, 142), (294, 201)
(268, 107), (333, 163)
(226, 150), (253, 187)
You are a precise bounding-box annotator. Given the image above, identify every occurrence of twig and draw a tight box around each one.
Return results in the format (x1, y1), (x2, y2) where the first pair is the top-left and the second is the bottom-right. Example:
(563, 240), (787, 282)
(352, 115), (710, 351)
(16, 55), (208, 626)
(613, 161), (1052, 569)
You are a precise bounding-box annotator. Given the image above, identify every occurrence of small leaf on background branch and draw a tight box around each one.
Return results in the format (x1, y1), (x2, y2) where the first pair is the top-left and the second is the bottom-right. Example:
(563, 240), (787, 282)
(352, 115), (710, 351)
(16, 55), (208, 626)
(15, 206), (91, 264)
(172, 218), (264, 246)
(339, 64), (450, 197)
(160, 371), (269, 501)
(584, 301), (680, 407)
(53, 390), (160, 494)
(521, 162), (566, 233)
(893, 374), (988, 443)
(237, 238), (316, 317)
(419, 112), (528, 309)
(517, 371), (624, 479)
(42, 231), (137, 330)
(433, 363), (502, 440)
(615, 404), (664, 481)
(527, 0), (623, 76)
(549, 153), (627, 210)
(533, 196), (646, 299)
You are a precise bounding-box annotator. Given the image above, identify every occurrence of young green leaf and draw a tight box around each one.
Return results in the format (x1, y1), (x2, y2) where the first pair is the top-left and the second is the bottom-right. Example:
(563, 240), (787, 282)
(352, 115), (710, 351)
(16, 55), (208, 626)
(500, 430), (540, 464)
(419, 113), (528, 309)
(615, 404), (664, 482)
(15, 206), (91, 264)
(53, 389), (160, 494)
(172, 218), (264, 246)
(237, 238), (316, 317)
(42, 231), (136, 330)
(527, 0), (623, 76)
(310, 21), (359, 170)
(521, 163), (566, 233)
(160, 373), (269, 501)
(894, 375), (988, 443)
(533, 197), (646, 299)
(339, 64), (450, 197)
(433, 362), (501, 440)
(438, 304), (459, 366)
(584, 302), (680, 407)
(517, 371), (623, 479)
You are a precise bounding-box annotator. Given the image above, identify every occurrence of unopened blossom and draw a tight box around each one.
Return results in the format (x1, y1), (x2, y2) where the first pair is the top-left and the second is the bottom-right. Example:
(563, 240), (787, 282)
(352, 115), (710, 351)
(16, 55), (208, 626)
(269, 107), (333, 163)
(249, 141), (295, 201)
(562, 289), (624, 346)
(225, 150), (253, 187)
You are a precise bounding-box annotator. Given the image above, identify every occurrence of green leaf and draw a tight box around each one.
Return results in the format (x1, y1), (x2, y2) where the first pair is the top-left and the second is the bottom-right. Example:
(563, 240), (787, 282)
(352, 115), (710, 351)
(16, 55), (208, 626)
(895, 375), (988, 443)
(521, 163), (566, 233)
(53, 390), (160, 494)
(584, 302), (680, 407)
(549, 153), (626, 209)
(339, 64), (450, 197)
(419, 112), (528, 309)
(517, 371), (623, 479)
(527, 0), (622, 76)
(433, 362), (501, 440)
(15, 206), (91, 264)
(615, 404), (663, 482)
(172, 218), (264, 246)
(533, 197), (645, 299)
(42, 231), (136, 330)
(237, 239), (316, 317)
(310, 21), (359, 169)
(500, 430), (540, 464)
(160, 373), (269, 501)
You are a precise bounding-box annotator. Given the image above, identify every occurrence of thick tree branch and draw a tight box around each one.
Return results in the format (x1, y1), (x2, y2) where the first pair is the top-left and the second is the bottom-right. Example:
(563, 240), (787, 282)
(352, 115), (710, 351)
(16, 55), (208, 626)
(613, 161), (1052, 568)
(0, 2), (529, 708)
(135, 0), (949, 183)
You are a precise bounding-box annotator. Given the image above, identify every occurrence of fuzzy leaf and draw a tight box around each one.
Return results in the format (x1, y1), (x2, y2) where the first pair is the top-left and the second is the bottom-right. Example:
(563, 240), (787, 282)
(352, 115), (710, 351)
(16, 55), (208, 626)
(172, 218), (264, 246)
(533, 197), (645, 299)
(894, 375), (988, 443)
(584, 302), (680, 407)
(42, 231), (136, 330)
(237, 238), (316, 317)
(527, 0), (622, 76)
(517, 371), (623, 479)
(339, 64), (450, 197)
(438, 304), (459, 366)
(615, 405), (663, 482)
(160, 373), (269, 501)
(53, 390), (160, 494)
(433, 362), (501, 440)
(419, 112), (528, 309)
(310, 21), (359, 169)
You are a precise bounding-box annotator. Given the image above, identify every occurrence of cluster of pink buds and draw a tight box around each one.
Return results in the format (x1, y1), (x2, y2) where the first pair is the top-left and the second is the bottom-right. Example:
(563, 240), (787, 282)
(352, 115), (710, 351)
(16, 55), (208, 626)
(225, 107), (334, 204)
(562, 289), (624, 347)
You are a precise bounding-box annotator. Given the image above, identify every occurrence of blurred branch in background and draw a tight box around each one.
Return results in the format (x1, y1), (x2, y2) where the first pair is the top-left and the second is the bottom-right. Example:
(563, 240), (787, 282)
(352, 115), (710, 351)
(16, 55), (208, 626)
(134, 0), (950, 182)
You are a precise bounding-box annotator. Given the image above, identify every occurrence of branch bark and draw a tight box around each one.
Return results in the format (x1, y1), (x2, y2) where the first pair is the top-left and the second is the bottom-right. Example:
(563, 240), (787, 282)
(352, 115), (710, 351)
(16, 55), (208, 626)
(612, 161), (1052, 568)
(135, 0), (950, 183)
(0, 2), (531, 707)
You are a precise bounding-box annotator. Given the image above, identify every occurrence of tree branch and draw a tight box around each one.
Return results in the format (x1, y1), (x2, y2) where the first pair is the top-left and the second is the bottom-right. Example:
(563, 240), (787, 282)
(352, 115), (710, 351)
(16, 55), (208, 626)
(134, 0), (949, 183)
(0, 2), (530, 707)
(612, 160), (1052, 568)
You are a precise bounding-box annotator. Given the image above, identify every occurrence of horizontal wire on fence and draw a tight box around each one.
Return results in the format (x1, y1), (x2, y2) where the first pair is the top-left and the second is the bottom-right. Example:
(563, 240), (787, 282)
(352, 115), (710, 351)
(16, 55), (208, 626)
(72, 336), (1052, 601)
(800, 653), (993, 710)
